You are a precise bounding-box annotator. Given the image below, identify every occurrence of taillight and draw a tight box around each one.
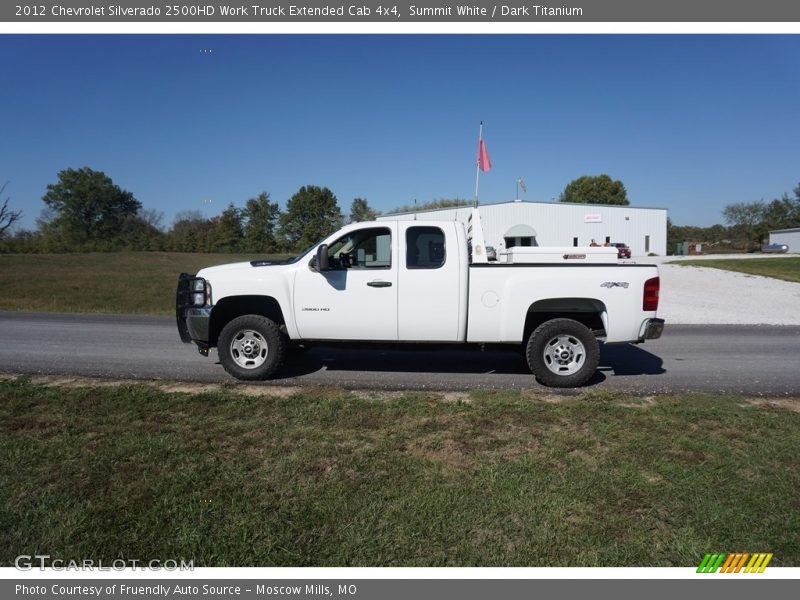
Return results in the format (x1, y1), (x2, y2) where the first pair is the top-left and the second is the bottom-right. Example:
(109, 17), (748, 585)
(643, 276), (660, 311)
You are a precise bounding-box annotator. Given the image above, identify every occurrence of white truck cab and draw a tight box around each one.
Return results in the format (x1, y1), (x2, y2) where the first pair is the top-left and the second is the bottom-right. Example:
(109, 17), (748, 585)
(177, 210), (664, 387)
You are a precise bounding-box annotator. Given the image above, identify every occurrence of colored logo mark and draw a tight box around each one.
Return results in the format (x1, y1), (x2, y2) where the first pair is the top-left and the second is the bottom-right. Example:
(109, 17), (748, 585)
(697, 553), (773, 573)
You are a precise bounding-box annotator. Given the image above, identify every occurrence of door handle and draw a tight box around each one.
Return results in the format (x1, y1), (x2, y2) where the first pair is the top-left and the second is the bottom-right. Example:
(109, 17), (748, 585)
(367, 280), (392, 288)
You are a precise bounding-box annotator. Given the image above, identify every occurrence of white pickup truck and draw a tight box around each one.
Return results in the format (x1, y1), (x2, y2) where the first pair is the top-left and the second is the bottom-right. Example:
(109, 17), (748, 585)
(177, 210), (664, 387)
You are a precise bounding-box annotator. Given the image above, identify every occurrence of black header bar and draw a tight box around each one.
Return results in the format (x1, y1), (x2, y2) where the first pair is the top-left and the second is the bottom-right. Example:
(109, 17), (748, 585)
(5, 1), (800, 23)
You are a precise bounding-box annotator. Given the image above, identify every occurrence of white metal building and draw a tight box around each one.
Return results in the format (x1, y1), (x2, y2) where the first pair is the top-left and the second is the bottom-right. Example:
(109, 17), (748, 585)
(769, 227), (800, 252)
(378, 200), (667, 257)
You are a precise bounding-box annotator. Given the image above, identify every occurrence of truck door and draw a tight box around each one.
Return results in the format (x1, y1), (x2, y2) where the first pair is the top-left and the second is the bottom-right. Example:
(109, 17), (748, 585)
(293, 225), (398, 340)
(398, 223), (463, 341)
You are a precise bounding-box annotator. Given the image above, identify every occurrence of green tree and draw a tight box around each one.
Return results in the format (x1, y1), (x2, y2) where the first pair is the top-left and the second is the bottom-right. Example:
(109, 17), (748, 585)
(243, 192), (281, 253)
(0, 229), (42, 254)
(117, 212), (165, 251)
(762, 195), (794, 231)
(210, 203), (244, 252)
(167, 211), (214, 253)
(349, 198), (379, 223)
(279, 185), (343, 251)
(559, 174), (629, 206)
(387, 198), (472, 215)
(666, 218), (736, 255)
(41, 167), (141, 249)
(762, 191), (800, 231)
(722, 201), (767, 249)
(720, 182), (800, 250)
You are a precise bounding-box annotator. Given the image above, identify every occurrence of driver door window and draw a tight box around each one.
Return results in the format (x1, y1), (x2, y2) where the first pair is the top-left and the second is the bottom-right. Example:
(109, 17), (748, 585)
(327, 228), (391, 270)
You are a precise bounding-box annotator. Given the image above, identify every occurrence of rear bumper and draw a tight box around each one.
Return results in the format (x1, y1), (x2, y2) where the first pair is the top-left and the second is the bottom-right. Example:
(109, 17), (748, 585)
(638, 318), (665, 342)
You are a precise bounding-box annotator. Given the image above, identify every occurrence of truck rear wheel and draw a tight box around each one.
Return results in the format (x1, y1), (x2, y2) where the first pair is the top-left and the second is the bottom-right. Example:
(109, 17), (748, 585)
(526, 318), (599, 388)
(218, 315), (287, 380)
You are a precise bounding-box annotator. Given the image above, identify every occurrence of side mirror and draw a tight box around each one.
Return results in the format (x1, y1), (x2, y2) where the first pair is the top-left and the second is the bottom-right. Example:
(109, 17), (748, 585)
(314, 244), (329, 272)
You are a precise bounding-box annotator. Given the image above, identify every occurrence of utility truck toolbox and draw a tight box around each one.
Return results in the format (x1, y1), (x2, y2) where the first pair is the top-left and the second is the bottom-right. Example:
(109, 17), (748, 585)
(176, 209), (664, 388)
(502, 246), (619, 264)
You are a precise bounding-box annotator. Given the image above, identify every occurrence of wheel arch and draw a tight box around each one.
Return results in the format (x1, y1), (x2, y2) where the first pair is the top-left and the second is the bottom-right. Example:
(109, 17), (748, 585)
(522, 297), (607, 344)
(209, 295), (286, 347)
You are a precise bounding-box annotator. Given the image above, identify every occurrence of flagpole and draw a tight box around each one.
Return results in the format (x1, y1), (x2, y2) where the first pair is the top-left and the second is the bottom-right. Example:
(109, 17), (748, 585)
(474, 121), (483, 208)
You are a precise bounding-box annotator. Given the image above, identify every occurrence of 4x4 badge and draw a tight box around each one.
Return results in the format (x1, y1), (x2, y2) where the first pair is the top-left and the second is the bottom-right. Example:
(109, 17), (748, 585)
(600, 281), (629, 288)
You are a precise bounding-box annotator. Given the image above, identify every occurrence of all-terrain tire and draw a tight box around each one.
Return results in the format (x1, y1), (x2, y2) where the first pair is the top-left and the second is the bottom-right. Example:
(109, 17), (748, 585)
(217, 314), (287, 381)
(526, 318), (599, 388)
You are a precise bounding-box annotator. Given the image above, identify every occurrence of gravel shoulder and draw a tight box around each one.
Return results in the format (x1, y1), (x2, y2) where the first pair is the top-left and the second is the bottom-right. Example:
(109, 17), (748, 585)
(648, 254), (800, 325)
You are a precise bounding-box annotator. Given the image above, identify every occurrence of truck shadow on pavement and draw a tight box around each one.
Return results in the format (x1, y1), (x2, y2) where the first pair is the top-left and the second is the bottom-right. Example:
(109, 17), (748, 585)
(597, 342), (666, 377)
(273, 342), (666, 381)
(278, 347), (532, 377)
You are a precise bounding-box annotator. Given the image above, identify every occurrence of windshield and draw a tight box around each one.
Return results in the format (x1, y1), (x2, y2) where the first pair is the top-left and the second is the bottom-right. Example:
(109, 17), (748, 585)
(284, 240), (320, 264)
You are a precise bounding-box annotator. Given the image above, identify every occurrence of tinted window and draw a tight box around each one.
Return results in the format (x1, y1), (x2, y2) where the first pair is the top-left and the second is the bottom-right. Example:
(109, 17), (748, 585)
(406, 226), (445, 269)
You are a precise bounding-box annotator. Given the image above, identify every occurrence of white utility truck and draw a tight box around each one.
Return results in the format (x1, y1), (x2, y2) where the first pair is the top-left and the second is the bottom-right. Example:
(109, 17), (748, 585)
(177, 210), (664, 387)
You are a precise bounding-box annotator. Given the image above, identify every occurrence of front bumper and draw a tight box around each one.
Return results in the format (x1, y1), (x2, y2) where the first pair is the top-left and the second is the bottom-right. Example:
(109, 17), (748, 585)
(184, 307), (211, 342)
(176, 273), (212, 353)
(638, 318), (665, 342)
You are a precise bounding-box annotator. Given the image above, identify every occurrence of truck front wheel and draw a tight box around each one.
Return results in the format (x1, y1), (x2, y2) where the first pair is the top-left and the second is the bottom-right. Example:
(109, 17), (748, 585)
(218, 315), (287, 380)
(526, 318), (599, 388)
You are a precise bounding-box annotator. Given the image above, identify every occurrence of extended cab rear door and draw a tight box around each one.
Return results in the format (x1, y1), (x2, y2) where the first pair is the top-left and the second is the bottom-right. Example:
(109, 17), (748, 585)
(293, 225), (398, 341)
(397, 222), (465, 341)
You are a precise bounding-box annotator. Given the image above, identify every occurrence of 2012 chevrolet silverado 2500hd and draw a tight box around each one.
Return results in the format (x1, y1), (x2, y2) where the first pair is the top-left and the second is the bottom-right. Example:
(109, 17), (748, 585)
(176, 210), (664, 387)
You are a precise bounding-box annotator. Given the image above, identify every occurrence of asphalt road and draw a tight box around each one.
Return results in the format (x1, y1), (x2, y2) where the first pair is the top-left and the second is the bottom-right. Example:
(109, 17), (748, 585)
(1, 311), (799, 395)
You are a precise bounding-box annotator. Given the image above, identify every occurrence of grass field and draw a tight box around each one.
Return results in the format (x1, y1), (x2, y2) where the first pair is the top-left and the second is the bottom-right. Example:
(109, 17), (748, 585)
(1, 377), (798, 567)
(0, 252), (289, 315)
(669, 257), (800, 283)
(1, 252), (799, 317)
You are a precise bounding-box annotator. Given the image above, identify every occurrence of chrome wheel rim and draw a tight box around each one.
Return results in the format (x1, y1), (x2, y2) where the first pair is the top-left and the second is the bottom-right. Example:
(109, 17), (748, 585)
(230, 329), (268, 369)
(542, 334), (586, 376)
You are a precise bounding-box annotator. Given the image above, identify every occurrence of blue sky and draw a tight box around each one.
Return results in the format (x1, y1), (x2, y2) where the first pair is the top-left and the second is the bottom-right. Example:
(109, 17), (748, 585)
(3, 34), (800, 229)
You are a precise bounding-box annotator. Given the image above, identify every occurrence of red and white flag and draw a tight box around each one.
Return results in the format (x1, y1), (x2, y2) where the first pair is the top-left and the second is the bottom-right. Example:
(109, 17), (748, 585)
(477, 138), (492, 172)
